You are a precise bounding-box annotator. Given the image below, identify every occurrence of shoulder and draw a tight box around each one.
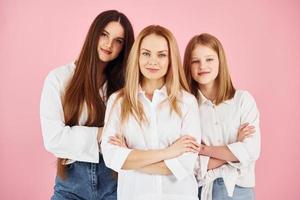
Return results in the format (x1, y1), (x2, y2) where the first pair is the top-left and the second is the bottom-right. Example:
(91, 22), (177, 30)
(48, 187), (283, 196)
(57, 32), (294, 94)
(179, 89), (198, 107)
(44, 63), (75, 84)
(234, 89), (257, 108)
(107, 90), (124, 108)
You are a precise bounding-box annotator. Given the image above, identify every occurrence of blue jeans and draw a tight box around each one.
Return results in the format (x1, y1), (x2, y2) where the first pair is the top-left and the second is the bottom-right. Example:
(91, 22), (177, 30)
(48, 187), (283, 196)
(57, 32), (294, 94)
(198, 178), (254, 200)
(51, 154), (117, 200)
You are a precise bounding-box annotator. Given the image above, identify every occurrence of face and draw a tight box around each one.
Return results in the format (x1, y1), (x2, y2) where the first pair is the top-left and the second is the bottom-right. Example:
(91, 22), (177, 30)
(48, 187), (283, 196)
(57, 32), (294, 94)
(97, 21), (125, 62)
(190, 45), (219, 88)
(139, 34), (169, 82)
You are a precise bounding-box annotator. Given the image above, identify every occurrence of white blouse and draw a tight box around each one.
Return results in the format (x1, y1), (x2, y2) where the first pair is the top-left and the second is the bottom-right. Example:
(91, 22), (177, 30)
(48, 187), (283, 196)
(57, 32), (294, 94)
(195, 90), (261, 199)
(40, 63), (107, 163)
(101, 86), (201, 200)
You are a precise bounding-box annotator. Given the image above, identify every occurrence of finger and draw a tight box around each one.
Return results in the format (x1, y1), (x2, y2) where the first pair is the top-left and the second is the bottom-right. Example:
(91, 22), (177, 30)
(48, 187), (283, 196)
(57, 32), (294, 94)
(109, 137), (122, 143)
(185, 143), (201, 152)
(108, 140), (122, 146)
(185, 147), (199, 153)
(110, 139), (122, 144)
(243, 126), (255, 132)
(239, 123), (249, 131)
(187, 140), (201, 148)
(181, 135), (196, 141)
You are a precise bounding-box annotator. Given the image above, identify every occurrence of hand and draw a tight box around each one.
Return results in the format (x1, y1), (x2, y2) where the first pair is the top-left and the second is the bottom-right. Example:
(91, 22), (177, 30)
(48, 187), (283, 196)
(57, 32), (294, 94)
(108, 134), (128, 148)
(165, 135), (200, 159)
(198, 141), (208, 155)
(237, 123), (255, 142)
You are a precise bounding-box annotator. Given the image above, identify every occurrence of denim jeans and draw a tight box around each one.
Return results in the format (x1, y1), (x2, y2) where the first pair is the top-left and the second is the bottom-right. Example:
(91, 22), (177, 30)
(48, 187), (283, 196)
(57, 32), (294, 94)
(51, 154), (117, 200)
(198, 178), (255, 200)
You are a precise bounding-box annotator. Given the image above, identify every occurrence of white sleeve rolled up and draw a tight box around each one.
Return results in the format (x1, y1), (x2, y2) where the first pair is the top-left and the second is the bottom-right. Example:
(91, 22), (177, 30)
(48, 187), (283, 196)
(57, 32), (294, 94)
(40, 67), (99, 163)
(101, 93), (133, 172)
(227, 91), (261, 168)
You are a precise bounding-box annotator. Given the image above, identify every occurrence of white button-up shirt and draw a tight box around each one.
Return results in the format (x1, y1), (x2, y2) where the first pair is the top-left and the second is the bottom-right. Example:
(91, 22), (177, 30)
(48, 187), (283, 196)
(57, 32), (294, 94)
(40, 63), (106, 163)
(101, 86), (201, 200)
(195, 90), (261, 199)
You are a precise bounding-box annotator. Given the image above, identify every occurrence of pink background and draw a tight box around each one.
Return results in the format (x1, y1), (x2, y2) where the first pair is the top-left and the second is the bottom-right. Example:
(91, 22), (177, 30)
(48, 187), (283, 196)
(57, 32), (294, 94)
(1, 0), (299, 199)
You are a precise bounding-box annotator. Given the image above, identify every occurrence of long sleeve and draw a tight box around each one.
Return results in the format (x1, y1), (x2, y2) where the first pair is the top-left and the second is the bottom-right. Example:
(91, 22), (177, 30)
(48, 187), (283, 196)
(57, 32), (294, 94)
(101, 93), (133, 172)
(40, 68), (99, 163)
(227, 91), (261, 168)
(164, 96), (201, 180)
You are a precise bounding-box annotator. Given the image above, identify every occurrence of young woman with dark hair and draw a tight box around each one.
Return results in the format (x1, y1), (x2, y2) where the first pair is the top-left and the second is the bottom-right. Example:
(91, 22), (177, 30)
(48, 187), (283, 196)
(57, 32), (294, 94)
(40, 10), (134, 199)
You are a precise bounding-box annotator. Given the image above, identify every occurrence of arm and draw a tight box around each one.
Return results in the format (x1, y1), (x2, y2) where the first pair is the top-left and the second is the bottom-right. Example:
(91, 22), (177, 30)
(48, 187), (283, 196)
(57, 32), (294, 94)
(164, 96), (202, 180)
(40, 69), (99, 163)
(226, 91), (261, 168)
(199, 145), (239, 162)
(108, 135), (199, 172)
(138, 161), (172, 175)
(199, 122), (256, 161)
(207, 157), (227, 170)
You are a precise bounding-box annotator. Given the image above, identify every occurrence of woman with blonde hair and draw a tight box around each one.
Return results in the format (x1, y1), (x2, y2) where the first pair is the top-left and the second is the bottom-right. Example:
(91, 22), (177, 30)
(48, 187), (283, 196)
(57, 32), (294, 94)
(183, 33), (260, 200)
(101, 25), (201, 200)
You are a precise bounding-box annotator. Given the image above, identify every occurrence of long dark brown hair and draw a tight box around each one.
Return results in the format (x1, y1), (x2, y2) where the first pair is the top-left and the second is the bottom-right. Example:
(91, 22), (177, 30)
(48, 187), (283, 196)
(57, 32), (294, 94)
(58, 10), (134, 179)
(183, 33), (235, 105)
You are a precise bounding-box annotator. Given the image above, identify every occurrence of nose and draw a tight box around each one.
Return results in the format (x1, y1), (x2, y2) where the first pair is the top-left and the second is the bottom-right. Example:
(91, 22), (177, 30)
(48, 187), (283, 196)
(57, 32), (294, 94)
(149, 55), (158, 65)
(105, 38), (113, 49)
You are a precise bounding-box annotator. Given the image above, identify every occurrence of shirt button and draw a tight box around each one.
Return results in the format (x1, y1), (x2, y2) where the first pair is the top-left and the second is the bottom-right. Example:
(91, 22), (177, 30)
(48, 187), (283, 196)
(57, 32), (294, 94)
(215, 121), (218, 125)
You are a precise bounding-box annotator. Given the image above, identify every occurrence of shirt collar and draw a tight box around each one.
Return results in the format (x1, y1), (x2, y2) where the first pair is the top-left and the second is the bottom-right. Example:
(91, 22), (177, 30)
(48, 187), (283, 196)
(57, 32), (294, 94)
(198, 89), (233, 105)
(138, 84), (168, 98)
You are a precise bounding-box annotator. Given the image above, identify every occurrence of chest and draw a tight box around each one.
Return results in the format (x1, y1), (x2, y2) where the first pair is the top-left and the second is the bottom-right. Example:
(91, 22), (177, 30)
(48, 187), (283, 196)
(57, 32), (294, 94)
(199, 103), (241, 145)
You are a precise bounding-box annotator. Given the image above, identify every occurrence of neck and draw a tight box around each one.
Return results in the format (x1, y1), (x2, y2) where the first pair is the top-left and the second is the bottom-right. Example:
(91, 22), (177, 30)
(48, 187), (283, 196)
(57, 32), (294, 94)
(141, 78), (164, 100)
(199, 82), (217, 103)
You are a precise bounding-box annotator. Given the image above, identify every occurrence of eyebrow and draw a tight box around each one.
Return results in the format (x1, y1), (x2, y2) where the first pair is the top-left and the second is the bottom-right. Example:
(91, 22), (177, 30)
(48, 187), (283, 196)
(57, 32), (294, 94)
(102, 29), (124, 40)
(191, 55), (215, 59)
(141, 48), (168, 53)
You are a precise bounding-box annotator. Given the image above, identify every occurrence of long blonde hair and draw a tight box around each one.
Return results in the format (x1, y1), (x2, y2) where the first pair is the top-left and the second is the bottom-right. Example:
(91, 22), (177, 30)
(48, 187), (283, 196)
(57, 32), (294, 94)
(183, 33), (235, 105)
(116, 25), (189, 125)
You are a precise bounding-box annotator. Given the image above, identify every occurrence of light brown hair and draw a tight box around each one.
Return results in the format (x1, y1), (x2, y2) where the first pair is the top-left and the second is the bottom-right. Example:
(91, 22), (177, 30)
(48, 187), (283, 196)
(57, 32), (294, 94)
(183, 33), (235, 105)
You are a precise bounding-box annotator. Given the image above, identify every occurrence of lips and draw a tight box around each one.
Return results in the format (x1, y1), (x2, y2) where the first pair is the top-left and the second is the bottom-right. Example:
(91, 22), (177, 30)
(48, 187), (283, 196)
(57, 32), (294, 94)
(100, 48), (112, 55)
(146, 68), (160, 73)
(198, 71), (210, 76)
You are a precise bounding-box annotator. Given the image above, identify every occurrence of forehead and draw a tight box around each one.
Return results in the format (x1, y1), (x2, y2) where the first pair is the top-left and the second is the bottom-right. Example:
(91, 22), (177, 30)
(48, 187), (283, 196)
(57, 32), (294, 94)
(103, 21), (124, 38)
(192, 44), (217, 57)
(140, 34), (169, 51)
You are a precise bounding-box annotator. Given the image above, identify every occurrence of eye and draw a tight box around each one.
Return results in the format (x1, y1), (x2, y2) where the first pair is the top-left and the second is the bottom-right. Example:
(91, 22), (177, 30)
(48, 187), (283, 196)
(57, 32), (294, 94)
(206, 58), (214, 62)
(158, 53), (167, 58)
(100, 32), (109, 38)
(115, 39), (123, 45)
(142, 52), (150, 57)
(191, 60), (200, 64)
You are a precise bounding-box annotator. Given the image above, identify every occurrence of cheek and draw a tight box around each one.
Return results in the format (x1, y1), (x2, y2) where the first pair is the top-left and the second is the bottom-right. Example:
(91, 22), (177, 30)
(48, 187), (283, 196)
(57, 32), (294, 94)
(160, 58), (169, 69)
(190, 65), (199, 79)
(212, 63), (219, 76)
(139, 56), (148, 66)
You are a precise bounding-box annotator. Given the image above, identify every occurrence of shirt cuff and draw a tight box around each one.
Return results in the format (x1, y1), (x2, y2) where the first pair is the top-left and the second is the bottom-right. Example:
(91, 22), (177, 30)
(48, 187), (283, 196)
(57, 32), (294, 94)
(227, 142), (250, 168)
(164, 158), (189, 180)
(110, 148), (133, 172)
(199, 155), (210, 178)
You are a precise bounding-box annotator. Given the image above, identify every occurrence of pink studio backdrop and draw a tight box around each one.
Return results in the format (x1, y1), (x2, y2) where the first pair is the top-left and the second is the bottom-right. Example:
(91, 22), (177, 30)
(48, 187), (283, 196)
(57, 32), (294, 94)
(1, 0), (299, 199)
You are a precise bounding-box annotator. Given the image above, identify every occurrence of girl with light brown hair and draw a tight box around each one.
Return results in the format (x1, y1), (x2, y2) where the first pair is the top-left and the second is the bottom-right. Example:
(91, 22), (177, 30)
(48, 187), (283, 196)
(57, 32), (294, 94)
(184, 33), (260, 200)
(101, 25), (201, 200)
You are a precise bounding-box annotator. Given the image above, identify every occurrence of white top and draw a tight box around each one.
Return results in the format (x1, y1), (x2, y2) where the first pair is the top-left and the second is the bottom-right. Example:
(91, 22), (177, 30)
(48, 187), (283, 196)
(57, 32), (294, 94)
(101, 86), (201, 200)
(195, 90), (261, 199)
(40, 63), (107, 163)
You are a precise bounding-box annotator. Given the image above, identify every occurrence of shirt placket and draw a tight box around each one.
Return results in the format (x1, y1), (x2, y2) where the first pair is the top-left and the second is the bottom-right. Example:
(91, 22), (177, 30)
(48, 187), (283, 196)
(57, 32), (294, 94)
(211, 104), (222, 145)
(150, 93), (162, 196)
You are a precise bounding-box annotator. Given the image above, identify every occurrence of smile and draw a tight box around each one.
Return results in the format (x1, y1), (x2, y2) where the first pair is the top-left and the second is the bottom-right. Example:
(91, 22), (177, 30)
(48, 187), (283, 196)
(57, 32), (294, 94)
(100, 48), (112, 55)
(198, 71), (210, 75)
(146, 68), (160, 73)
